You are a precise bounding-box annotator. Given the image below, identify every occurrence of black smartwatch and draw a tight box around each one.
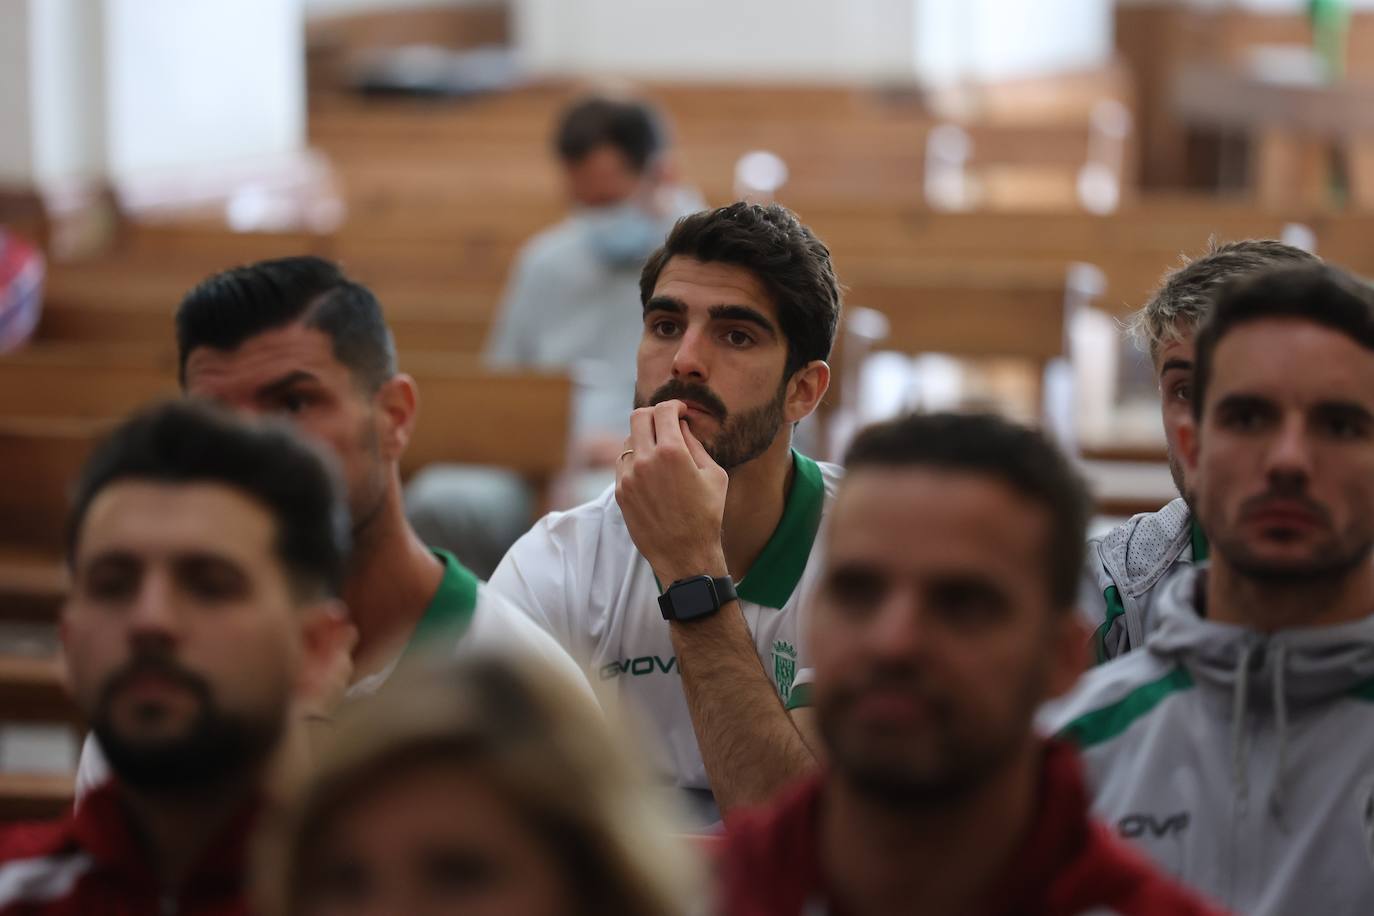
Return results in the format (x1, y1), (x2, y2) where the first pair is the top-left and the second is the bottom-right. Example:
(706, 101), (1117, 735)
(658, 575), (737, 622)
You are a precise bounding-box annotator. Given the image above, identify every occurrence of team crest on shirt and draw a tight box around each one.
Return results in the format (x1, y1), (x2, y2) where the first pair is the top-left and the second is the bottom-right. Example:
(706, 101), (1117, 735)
(772, 640), (797, 701)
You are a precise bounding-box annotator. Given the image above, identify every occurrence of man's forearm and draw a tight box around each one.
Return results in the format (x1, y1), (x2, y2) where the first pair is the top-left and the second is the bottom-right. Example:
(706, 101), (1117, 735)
(670, 602), (819, 816)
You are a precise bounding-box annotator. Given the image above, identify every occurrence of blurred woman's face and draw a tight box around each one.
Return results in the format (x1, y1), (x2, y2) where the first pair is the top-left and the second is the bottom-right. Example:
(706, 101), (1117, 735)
(299, 760), (572, 916)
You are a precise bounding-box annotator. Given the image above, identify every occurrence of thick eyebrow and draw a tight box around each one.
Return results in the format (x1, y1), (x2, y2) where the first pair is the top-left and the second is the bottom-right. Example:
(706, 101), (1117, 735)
(1312, 400), (1374, 425)
(644, 296), (685, 315)
(254, 370), (321, 400)
(709, 304), (778, 338)
(644, 297), (779, 339)
(1159, 358), (1193, 375)
(1213, 392), (1274, 416)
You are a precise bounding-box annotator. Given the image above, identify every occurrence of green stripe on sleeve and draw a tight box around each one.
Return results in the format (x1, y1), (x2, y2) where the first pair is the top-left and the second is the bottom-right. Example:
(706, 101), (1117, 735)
(1058, 666), (1194, 749)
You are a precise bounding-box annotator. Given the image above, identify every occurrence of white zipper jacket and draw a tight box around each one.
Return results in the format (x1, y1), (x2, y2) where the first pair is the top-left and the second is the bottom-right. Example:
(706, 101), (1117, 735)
(1079, 497), (1204, 662)
(1047, 565), (1374, 915)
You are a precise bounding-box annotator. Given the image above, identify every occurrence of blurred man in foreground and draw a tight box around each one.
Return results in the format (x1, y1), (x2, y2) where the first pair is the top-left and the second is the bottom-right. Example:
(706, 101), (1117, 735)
(0, 402), (346, 913)
(722, 413), (1223, 916)
(1081, 239), (1318, 660)
(1052, 265), (1374, 914)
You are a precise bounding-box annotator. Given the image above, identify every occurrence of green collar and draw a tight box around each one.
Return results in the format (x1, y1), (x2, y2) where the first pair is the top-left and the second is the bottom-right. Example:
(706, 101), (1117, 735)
(736, 450), (827, 609)
(1190, 518), (1209, 564)
(403, 548), (480, 659)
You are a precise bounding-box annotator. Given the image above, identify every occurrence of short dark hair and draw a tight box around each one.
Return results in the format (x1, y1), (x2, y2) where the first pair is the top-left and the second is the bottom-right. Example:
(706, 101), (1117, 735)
(843, 412), (1090, 610)
(176, 256), (397, 392)
(67, 400), (350, 600)
(1131, 238), (1320, 364)
(640, 203), (842, 377)
(554, 96), (668, 172)
(1193, 264), (1374, 420)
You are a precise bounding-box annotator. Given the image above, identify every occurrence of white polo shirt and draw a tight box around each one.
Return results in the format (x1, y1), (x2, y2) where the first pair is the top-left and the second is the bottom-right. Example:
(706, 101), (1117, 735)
(490, 450), (841, 797)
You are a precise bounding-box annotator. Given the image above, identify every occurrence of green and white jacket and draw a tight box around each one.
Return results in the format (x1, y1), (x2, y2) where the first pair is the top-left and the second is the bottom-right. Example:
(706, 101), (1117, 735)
(1046, 565), (1374, 916)
(1079, 497), (1208, 663)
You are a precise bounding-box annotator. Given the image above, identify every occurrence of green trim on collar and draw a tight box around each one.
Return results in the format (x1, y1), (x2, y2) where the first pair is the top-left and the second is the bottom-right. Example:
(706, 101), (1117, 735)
(1093, 585), (1126, 665)
(404, 549), (480, 659)
(1190, 518), (1209, 563)
(785, 682), (813, 711)
(736, 450), (826, 609)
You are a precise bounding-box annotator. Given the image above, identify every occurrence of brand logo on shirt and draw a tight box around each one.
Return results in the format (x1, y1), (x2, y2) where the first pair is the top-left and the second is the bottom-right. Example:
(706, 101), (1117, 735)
(772, 640), (797, 701)
(1117, 812), (1190, 839)
(599, 654), (678, 680)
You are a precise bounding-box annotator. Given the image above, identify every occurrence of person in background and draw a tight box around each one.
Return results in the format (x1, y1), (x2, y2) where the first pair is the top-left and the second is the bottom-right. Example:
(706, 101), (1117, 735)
(490, 202), (841, 824)
(0, 402), (348, 914)
(256, 654), (701, 916)
(721, 412), (1224, 916)
(406, 94), (704, 567)
(1081, 238), (1319, 661)
(1050, 264), (1374, 914)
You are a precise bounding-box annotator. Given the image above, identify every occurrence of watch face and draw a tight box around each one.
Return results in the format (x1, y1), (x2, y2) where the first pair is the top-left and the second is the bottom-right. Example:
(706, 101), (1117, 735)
(671, 577), (718, 620)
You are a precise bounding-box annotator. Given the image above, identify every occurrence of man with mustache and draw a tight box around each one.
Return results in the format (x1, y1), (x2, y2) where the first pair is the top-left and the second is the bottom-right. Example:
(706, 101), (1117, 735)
(490, 202), (841, 821)
(719, 412), (1220, 916)
(1081, 239), (1318, 661)
(0, 401), (346, 913)
(1048, 264), (1374, 914)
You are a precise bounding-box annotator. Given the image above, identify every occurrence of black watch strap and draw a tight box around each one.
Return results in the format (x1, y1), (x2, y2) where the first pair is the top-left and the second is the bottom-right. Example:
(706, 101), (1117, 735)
(658, 575), (737, 622)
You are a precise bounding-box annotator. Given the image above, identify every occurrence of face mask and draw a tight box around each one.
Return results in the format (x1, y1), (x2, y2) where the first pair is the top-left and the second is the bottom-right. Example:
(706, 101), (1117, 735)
(580, 200), (663, 269)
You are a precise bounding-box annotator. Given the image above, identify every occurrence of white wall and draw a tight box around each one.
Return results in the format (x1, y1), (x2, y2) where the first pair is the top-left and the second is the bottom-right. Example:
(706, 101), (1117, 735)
(0, 0), (35, 183)
(514, 0), (921, 82)
(102, 0), (305, 179)
(304, 0), (494, 14)
(514, 0), (1113, 85)
(29, 0), (106, 182)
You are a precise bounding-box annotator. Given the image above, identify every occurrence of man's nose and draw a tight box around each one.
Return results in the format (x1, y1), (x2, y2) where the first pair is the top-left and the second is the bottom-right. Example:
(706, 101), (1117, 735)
(671, 326), (711, 382)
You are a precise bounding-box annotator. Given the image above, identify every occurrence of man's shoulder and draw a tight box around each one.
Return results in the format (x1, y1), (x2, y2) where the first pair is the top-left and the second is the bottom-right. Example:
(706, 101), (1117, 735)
(515, 218), (587, 273)
(1065, 819), (1227, 915)
(508, 485), (629, 563)
(0, 816), (77, 865)
(720, 776), (823, 914)
(466, 586), (600, 702)
(0, 814), (97, 912)
(1092, 498), (1193, 594)
(1039, 649), (1192, 749)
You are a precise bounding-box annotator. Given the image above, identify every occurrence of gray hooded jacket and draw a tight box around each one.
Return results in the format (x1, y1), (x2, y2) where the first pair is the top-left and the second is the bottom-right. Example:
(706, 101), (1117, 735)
(1079, 497), (1207, 662)
(1046, 565), (1374, 915)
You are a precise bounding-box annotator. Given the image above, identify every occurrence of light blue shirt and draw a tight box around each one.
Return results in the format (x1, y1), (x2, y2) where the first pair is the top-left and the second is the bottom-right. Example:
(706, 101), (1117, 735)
(484, 194), (701, 439)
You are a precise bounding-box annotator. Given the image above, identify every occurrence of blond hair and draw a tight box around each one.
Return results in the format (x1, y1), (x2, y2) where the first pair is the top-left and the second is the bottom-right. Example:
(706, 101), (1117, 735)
(256, 653), (703, 916)
(1128, 238), (1319, 364)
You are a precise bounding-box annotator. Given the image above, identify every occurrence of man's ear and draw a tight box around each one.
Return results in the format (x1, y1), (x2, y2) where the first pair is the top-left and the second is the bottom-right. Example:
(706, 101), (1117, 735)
(374, 373), (418, 462)
(1046, 612), (1092, 699)
(785, 360), (831, 424)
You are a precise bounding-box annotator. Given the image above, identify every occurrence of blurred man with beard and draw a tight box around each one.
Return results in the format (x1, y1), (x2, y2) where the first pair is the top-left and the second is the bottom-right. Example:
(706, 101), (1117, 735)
(1050, 265), (1374, 914)
(0, 402), (346, 914)
(1081, 239), (1318, 661)
(490, 203), (841, 822)
(720, 413), (1222, 916)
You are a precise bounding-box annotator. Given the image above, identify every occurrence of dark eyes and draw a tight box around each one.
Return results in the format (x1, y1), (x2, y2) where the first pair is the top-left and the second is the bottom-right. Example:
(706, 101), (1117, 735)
(1170, 382), (1191, 404)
